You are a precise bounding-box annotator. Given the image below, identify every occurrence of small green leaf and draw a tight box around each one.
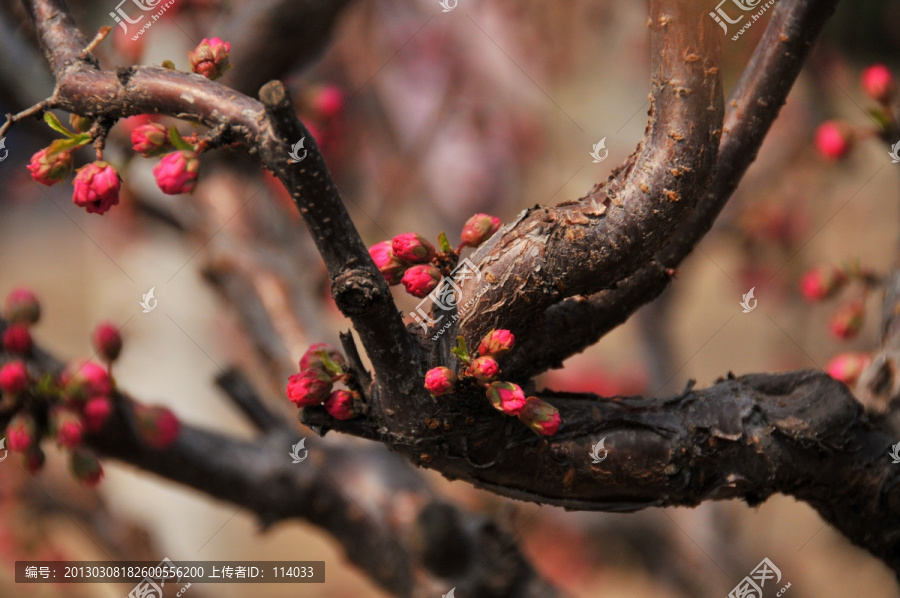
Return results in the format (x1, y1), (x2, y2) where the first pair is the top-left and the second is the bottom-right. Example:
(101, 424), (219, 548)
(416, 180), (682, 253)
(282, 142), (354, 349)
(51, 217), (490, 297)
(451, 335), (471, 364)
(438, 232), (452, 254)
(169, 126), (195, 151)
(44, 111), (76, 138)
(161, 59), (176, 70)
(45, 134), (92, 156)
(868, 108), (892, 132)
(317, 351), (344, 377)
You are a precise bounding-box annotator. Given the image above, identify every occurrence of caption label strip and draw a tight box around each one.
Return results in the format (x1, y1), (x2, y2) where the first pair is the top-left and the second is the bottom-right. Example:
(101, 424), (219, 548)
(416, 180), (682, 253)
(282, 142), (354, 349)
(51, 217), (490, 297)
(16, 561), (324, 583)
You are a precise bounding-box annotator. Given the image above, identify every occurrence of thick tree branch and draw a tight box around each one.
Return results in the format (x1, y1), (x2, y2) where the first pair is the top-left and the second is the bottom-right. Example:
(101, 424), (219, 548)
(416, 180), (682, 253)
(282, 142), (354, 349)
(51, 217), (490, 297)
(506, 0), (841, 380)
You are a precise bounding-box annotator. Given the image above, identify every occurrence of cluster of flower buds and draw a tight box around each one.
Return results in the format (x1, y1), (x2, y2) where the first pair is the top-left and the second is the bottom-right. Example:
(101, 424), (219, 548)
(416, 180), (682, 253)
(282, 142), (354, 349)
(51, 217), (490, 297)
(798, 263), (874, 341)
(1, 289), (181, 485)
(285, 343), (361, 420)
(814, 63), (896, 161)
(368, 213), (501, 299)
(424, 329), (560, 436)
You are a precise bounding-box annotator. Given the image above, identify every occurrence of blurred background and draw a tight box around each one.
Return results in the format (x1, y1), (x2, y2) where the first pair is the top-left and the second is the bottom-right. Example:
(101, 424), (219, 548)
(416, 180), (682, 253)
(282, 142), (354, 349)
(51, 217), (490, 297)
(1, 0), (899, 596)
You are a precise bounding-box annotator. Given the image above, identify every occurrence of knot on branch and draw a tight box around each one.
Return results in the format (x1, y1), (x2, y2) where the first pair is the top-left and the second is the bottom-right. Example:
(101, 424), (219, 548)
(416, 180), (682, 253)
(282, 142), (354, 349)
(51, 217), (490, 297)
(331, 269), (387, 316)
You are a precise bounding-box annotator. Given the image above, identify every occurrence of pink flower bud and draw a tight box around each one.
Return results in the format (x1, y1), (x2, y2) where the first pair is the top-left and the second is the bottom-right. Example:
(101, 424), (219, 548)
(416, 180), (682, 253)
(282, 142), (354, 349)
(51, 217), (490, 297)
(478, 329), (515, 358)
(91, 321), (123, 362)
(311, 85), (345, 119)
(299, 343), (346, 378)
(189, 37), (231, 80)
(815, 121), (852, 161)
(53, 409), (83, 448)
(460, 213), (501, 248)
(826, 352), (871, 387)
(369, 241), (408, 285)
(861, 64), (895, 104)
(133, 403), (181, 449)
(69, 113), (93, 133)
(63, 361), (112, 401)
(468, 356), (500, 382)
(72, 161), (121, 215)
(83, 396), (113, 432)
(324, 389), (360, 420)
(401, 264), (441, 298)
(153, 150), (200, 195)
(424, 366), (457, 396)
(27, 148), (73, 185)
(0, 361), (28, 395)
(486, 381), (527, 416)
(3, 324), (32, 354)
(518, 396), (561, 436)
(799, 266), (847, 302)
(131, 122), (172, 157)
(286, 369), (333, 407)
(829, 300), (865, 340)
(392, 233), (436, 263)
(69, 448), (103, 486)
(4, 288), (40, 324)
(6, 413), (36, 452)
(24, 446), (46, 475)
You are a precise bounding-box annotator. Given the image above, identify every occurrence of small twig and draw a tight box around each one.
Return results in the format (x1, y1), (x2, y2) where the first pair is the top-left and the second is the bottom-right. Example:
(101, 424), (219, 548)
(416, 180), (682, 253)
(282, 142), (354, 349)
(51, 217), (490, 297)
(215, 367), (288, 433)
(0, 99), (52, 138)
(81, 26), (111, 56)
(339, 330), (372, 391)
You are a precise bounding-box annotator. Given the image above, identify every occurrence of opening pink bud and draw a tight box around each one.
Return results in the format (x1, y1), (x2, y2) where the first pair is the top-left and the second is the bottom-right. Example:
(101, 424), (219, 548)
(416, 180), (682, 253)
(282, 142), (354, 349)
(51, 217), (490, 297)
(91, 322), (123, 362)
(486, 381), (527, 416)
(460, 213), (501, 248)
(6, 413), (36, 452)
(518, 397), (561, 436)
(401, 264), (441, 298)
(299, 343), (346, 378)
(63, 361), (112, 402)
(133, 403), (181, 449)
(73, 161), (121, 215)
(83, 396), (113, 432)
(4, 288), (40, 324)
(153, 150), (200, 195)
(131, 122), (172, 157)
(829, 300), (866, 340)
(189, 37), (231, 80)
(311, 85), (345, 120)
(425, 366), (457, 396)
(53, 410), (84, 448)
(27, 147), (74, 186)
(3, 324), (32, 354)
(392, 233), (436, 263)
(478, 329), (515, 359)
(826, 352), (871, 387)
(814, 121), (852, 161)
(469, 356), (500, 382)
(861, 64), (895, 104)
(369, 241), (408, 285)
(799, 266), (847, 302)
(324, 389), (360, 420)
(0, 361), (29, 395)
(69, 448), (103, 486)
(286, 369), (333, 407)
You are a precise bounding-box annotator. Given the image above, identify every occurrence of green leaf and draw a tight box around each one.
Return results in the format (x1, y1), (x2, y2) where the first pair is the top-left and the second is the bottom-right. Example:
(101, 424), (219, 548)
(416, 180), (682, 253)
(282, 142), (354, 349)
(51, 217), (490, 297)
(868, 108), (892, 132)
(45, 134), (92, 156)
(44, 112), (76, 138)
(451, 335), (471, 364)
(161, 59), (176, 70)
(438, 232), (452, 254)
(169, 126), (195, 151)
(317, 351), (344, 377)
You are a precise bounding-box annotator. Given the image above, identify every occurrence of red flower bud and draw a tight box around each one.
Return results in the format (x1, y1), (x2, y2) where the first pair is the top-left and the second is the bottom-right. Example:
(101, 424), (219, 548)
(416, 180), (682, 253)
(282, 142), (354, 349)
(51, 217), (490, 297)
(91, 322), (123, 362)
(814, 121), (852, 161)
(4, 288), (40, 324)
(460, 213), (501, 248)
(27, 147), (74, 186)
(299, 343), (345, 378)
(133, 403), (181, 449)
(311, 85), (345, 119)
(478, 329), (515, 358)
(425, 366), (457, 396)
(63, 361), (112, 401)
(518, 396), (561, 436)
(0, 361), (29, 395)
(153, 150), (200, 195)
(69, 448), (103, 486)
(861, 64), (895, 104)
(131, 122), (172, 157)
(486, 381), (527, 416)
(826, 352), (871, 386)
(468, 356), (500, 382)
(3, 324), (32, 354)
(6, 413), (36, 452)
(24, 446), (46, 475)
(369, 241), (408, 285)
(83, 396), (113, 432)
(799, 266), (847, 302)
(189, 37), (231, 80)
(73, 161), (121, 215)
(324, 389), (360, 421)
(286, 369), (333, 407)
(829, 300), (865, 340)
(53, 409), (84, 448)
(392, 233), (436, 263)
(401, 264), (441, 298)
